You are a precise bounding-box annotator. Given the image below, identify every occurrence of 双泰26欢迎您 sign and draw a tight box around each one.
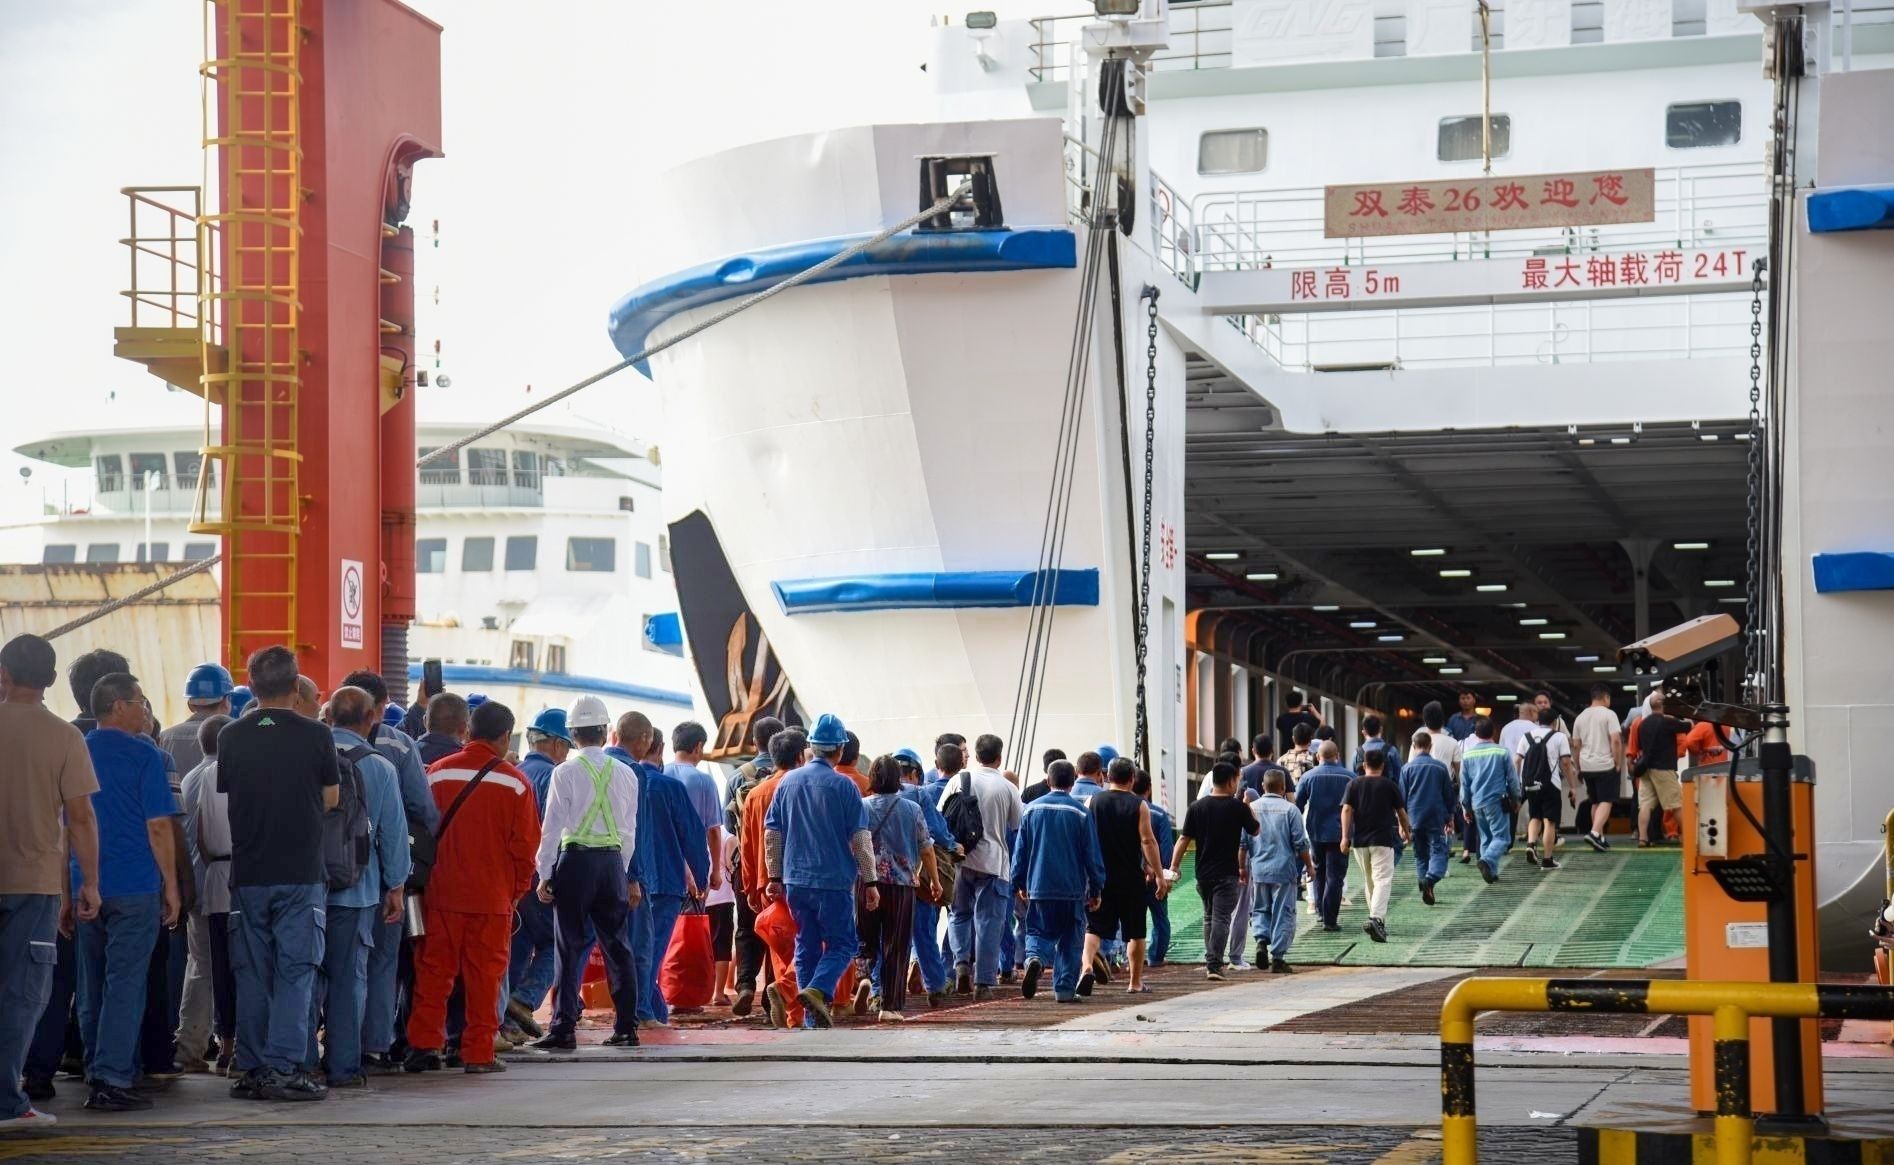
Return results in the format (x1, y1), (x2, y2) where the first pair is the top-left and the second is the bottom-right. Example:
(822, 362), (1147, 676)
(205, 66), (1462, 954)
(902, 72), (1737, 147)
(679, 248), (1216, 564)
(1324, 169), (1656, 238)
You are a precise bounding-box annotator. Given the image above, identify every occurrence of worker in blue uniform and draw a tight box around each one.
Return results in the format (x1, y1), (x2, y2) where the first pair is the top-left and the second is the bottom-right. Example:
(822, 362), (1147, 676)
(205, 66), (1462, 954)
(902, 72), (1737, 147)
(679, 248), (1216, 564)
(607, 713), (708, 1027)
(896, 749), (958, 1007)
(505, 708), (572, 1038)
(1134, 770), (1175, 966)
(1010, 760), (1105, 1003)
(763, 713), (876, 1028)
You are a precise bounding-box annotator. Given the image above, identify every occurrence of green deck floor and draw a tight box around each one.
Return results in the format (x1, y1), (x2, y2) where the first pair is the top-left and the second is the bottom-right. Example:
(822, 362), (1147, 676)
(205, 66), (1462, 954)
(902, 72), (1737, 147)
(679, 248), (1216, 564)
(1158, 845), (1684, 969)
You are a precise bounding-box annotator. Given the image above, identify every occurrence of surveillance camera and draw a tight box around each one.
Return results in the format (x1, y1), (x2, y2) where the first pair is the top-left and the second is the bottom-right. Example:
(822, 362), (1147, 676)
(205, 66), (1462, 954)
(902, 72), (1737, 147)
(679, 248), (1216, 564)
(436, 374), (452, 389)
(17, 466), (30, 480)
(1616, 613), (1743, 679)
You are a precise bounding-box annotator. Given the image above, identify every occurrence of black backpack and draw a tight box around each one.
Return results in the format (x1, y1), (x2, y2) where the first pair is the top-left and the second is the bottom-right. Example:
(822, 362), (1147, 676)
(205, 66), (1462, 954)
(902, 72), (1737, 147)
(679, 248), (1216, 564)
(322, 744), (376, 891)
(941, 771), (985, 853)
(1519, 730), (1554, 794)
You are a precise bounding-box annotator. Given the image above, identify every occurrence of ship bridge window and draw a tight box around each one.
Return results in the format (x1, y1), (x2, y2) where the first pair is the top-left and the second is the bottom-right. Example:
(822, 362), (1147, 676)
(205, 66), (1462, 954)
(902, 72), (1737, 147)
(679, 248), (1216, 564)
(1438, 114), (1511, 162)
(512, 450), (541, 489)
(183, 542), (216, 561)
(1198, 128), (1269, 175)
(635, 541), (653, 579)
(416, 537), (447, 573)
(43, 544), (77, 564)
(565, 536), (616, 573)
(462, 536), (495, 572)
(418, 447), (459, 485)
(918, 154), (1004, 231)
(468, 447), (508, 486)
(1666, 101), (1742, 149)
(545, 644), (567, 674)
(505, 535), (537, 571)
(129, 453), (167, 489)
(135, 542), (169, 563)
(85, 544), (120, 564)
(509, 639), (536, 671)
(95, 455), (123, 492)
(174, 451), (203, 489)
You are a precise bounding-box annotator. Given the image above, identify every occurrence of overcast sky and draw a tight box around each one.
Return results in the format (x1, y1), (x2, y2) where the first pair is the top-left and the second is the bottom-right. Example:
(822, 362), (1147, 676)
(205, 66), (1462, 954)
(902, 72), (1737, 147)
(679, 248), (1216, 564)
(0, 0), (1079, 516)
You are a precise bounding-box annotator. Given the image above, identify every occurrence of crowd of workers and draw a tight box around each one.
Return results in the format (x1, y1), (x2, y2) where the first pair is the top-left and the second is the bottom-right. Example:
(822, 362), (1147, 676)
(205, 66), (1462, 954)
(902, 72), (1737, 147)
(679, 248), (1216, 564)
(1, 631), (1714, 1130)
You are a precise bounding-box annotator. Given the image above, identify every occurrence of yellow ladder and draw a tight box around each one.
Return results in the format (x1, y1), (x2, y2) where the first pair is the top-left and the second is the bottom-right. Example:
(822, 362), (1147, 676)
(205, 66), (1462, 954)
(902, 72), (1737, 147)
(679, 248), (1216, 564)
(196, 0), (304, 668)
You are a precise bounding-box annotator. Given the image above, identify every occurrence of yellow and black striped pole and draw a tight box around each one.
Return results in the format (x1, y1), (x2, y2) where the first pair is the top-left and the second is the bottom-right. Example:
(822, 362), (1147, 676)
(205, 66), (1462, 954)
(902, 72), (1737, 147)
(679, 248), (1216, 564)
(1439, 977), (1894, 1165)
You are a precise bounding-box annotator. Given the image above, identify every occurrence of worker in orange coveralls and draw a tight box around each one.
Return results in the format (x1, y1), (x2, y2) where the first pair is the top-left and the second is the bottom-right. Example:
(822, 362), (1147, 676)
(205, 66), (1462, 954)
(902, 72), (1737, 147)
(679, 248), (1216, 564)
(404, 700), (540, 1073)
(739, 726), (855, 1028)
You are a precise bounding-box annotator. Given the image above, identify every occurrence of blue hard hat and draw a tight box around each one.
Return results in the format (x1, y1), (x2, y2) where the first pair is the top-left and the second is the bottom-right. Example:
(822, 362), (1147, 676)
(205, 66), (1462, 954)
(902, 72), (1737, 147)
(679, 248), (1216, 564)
(529, 707), (571, 744)
(807, 712), (848, 748)
(383, 703), (406, 726)
(466, 692), (489, 709)
(1097, 744), (1120, 764)
(227, 686), (253, 717)
(894, 747), (922, 766)
(185, 662), (234, 701)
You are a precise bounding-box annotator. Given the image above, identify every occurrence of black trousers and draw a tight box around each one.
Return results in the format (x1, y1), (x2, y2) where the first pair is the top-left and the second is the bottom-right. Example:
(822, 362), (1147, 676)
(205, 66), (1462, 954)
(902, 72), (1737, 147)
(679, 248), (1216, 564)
(1197, 876), (1242, 972)
(207, 910), (236, 1041)
(857, 885), (917, 1013)
(732, 891), (766, 993)
(549, 847), (637, 1036)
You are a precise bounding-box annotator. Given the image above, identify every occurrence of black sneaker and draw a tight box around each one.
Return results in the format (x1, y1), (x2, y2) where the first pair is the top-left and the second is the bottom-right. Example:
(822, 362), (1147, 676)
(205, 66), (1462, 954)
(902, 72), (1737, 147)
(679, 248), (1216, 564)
(402, 1049), (443, 1073)
(926, 990), (947, 1009)
(1478, 860), (1498, 884)
(1585, 832), (1610, 853)
(954, 966), (973, 995)
(731, 987), (755, 1017)
(1459, 851), (1473, 865)
(1021, 957), (1043, 999)
(1076, 971), (1095, 997)
(1524, 846), (1542, 868)
(1539, 857), (1562, 870)
(505, 998), (544, 1038)
(229, 1069), (269, 1100)
(1421, 879), (1437, 906)
(973, 985), (995, 1002)
(361, 1053), (401, 1076)
(1205, 967), (1225, 982)
(262, 1070), (328, 1102)
(1271, 959), (1294, 974)
(1255, 943), (1270, 968)
(22, 1075), (53, 1102)
(530, 1031), (577, 1051)
(327, 1074), (367, 1089)
(1321, 922), (1342, 933)
(602, 1031), (639, 1048)
(83, 1083), (152, 1112)
(1365, 917), (1389, 943)
(999, 969), (1016, 986)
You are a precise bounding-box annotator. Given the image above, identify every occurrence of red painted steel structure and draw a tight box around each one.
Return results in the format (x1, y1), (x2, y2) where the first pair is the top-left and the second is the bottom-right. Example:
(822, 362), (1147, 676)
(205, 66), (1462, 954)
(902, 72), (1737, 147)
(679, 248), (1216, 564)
(212, 0), (440, 692)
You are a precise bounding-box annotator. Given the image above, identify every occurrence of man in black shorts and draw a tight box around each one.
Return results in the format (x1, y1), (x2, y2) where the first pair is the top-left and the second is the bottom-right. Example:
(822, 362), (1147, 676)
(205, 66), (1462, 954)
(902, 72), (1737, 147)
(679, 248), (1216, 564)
(1080, 758), (1164, 996)
(1171, 762), (1260, 979)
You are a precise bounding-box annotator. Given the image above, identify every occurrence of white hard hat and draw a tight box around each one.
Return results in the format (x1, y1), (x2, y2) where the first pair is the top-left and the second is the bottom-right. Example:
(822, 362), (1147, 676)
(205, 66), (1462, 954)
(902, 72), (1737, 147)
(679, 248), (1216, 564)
(567, 694), (611, 729)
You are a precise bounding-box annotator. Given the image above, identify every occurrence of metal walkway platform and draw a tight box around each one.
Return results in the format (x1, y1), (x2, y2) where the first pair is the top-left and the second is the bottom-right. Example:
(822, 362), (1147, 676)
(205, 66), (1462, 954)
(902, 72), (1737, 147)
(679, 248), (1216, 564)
(1162, 846), (1684, 969)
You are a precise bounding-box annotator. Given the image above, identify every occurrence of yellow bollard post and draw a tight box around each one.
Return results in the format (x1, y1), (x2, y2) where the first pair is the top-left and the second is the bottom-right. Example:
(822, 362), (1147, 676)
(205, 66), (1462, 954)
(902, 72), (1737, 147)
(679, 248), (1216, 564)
(1710, 1004), (1755, 1165)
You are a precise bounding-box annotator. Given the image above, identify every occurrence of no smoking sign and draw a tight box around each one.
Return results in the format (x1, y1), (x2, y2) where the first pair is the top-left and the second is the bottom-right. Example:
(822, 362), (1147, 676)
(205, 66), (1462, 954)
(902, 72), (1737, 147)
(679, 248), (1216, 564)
(340, 558), (365, 650)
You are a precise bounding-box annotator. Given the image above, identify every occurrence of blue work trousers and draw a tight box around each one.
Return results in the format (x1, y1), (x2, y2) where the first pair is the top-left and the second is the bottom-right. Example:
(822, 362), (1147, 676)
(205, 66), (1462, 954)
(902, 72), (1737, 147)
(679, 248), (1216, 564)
(76, 893), (160, 1089)
(1024, 899), (1088, 1000)
(1472, 800), (1514, 870)
(548, 847), (634, 1036)
(1411, 825), (1451, 887)
(1145, 886), (1172, 965)
(949, 869), (1010, 988)
(0, 894), (59, 1118)
(1249, 881), (1299, 963)
(785, 884), (857, 1009)
(230, 882), (326, 1075)
(308, 903), (375, 1081)
(509, 886), (558, 1012)
(631, 892), (686, 1023)
(1310, 842), (1349, 928)
(910, 899), (949, 994)
(363, 916), (402, 1054)
(24, 930), (76, 1082)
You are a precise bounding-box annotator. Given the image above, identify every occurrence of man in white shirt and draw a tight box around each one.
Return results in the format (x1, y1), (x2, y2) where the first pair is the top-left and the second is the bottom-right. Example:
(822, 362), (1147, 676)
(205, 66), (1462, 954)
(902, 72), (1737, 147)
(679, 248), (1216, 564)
(531, 695), (641, 1050)
(1512, 706), (1576, 870)
(1570, 684), (1625, 852)
(938, 733), (1024, 999)
(1499, 702), (1537, 756)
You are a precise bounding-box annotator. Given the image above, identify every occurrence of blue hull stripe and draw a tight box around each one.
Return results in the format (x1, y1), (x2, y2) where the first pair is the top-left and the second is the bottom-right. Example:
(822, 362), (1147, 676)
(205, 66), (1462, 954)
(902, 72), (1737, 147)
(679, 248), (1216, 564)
(406, 663), (693, 708)
(607, 228), (1078, 372)
(772, 569), (1100, 615)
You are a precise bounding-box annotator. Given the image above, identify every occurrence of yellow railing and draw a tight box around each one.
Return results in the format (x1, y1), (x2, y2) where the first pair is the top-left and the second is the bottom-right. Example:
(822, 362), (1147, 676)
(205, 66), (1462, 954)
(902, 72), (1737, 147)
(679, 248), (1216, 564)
(120, 186), (209, 328)
(1440, 977), (1894, 1165)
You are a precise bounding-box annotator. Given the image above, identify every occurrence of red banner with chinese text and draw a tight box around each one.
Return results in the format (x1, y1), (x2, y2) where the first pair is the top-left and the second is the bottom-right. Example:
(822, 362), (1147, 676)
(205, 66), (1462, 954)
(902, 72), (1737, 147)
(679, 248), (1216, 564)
(1324, 169), (1656, 238)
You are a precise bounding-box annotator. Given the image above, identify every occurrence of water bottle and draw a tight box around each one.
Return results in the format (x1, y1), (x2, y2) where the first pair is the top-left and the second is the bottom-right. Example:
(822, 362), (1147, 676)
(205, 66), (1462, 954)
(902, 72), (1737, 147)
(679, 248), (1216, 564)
(404, 891), (427, 938)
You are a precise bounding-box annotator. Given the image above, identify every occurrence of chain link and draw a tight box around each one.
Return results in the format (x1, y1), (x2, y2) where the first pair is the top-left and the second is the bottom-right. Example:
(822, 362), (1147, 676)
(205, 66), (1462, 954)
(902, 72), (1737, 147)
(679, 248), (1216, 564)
(1743, 257), (1766, 702)
(1135, 288), (1159, 766)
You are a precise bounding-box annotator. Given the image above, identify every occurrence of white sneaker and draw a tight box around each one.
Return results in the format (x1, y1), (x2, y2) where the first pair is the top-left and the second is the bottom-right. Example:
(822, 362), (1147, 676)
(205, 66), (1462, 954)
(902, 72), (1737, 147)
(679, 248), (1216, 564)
(0, 1108), (57, 1131)
(876, 1010), (906, 1022)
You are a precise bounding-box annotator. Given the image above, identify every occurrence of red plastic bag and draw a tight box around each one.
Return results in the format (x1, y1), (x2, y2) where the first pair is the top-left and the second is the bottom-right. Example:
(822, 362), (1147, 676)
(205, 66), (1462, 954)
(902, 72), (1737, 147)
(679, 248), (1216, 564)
(660, 909), (715, 1009)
